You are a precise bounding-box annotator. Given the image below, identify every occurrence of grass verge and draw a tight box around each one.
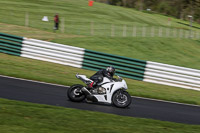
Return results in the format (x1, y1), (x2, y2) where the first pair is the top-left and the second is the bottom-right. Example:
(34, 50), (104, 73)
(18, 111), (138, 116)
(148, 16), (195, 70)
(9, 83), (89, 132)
(0, 98), (200, 133)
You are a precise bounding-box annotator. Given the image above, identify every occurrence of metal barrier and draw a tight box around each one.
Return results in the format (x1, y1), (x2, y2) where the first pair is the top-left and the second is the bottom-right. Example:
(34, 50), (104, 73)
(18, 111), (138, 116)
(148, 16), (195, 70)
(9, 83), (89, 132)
(82, 49), (146, 81)
(144, 61), (200, 91)
(1, 32), (200, 91)
(0, 32), (23, 56)
(22, 38), (85, 68)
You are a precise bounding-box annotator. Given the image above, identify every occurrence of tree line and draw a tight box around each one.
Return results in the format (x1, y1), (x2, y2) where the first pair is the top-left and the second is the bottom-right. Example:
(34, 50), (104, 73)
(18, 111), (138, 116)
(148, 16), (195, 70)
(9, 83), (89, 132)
(95, 0), (200, 23)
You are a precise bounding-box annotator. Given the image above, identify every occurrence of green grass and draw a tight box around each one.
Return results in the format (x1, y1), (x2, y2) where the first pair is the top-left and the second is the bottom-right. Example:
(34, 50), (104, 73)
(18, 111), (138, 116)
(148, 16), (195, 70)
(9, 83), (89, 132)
(0, 98), (200, 133)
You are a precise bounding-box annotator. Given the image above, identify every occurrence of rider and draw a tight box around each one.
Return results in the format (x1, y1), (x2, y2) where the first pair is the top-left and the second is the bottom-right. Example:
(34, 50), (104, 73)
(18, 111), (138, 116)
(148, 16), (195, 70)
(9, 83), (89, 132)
(88, 66), (116, 89)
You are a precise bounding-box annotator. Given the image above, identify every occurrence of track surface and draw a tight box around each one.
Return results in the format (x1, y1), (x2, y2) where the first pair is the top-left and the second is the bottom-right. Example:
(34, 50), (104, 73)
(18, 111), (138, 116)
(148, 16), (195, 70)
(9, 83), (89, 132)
(0, 76), (200, 125)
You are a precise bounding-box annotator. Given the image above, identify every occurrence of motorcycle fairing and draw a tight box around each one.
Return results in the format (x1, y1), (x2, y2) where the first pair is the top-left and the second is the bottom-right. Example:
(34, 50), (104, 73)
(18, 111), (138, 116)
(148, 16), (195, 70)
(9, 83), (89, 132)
(93, 78), (128, 104)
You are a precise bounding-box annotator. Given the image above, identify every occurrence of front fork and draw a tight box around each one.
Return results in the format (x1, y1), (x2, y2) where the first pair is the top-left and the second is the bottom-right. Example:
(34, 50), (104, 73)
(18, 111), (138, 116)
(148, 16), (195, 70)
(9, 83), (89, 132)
(117, 89), (125, 94)
(116, 89), (126, 98)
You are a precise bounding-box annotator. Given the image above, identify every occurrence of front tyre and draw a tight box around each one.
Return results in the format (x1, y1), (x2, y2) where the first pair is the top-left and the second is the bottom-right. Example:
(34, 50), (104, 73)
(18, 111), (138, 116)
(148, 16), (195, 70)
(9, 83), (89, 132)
(67, 84), (85, 102)
(112, 90), (132, 108)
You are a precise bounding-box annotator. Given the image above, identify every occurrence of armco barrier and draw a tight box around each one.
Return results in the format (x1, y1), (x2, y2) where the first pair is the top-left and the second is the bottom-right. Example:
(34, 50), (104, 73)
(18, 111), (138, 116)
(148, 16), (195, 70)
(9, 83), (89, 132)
(22, 38), (147, 81)
(0, 33), (23, 56)
(0, 32), (200, 91)
(144, 61), (200, 91)
(82, 49), (146, 81)
(21, 38), (85, 68)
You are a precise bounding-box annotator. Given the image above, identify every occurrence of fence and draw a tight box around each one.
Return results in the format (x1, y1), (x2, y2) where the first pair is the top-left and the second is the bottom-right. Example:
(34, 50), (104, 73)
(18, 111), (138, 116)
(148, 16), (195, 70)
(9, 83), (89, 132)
(66, 22), (200, 39)
(1, 32), (200, 91)
(1, 9), (200, 39)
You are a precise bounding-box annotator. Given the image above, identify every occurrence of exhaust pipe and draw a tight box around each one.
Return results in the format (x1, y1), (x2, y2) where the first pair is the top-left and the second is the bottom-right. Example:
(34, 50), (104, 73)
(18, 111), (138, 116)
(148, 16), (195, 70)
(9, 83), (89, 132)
(81, 87), (98, 102)
(81, 87), (92, 95)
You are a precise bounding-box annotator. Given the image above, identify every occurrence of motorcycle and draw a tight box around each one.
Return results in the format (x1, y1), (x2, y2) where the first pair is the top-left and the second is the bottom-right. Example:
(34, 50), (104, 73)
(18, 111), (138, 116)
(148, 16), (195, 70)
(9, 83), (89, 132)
(67, 74), (132, 108)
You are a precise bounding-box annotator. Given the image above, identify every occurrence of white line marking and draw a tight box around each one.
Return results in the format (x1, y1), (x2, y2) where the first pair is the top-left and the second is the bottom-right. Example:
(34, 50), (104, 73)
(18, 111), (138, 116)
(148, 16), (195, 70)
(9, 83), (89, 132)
(1, 75), (200, 108)
(131, 96), (200, 108)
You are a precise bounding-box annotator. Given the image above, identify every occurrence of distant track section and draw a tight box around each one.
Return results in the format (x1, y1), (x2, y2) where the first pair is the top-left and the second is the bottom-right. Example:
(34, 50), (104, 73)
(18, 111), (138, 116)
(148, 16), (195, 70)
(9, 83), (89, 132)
(0, 32), (200, 91)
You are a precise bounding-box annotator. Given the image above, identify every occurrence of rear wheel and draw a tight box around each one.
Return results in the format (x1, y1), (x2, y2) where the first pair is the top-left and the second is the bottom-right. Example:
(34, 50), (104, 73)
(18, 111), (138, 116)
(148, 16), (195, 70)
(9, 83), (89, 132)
(112, 90), (131, 108)
(67, 84), (85, 102)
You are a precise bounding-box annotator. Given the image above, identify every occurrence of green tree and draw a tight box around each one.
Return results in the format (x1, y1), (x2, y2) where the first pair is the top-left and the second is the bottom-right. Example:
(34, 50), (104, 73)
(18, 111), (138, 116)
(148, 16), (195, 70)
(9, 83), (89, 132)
(97, 0), (200, 23)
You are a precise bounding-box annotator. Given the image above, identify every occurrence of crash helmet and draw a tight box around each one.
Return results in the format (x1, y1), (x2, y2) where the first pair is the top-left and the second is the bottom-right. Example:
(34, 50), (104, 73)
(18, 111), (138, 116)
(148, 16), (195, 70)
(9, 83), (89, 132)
(106, 66), (115, 76)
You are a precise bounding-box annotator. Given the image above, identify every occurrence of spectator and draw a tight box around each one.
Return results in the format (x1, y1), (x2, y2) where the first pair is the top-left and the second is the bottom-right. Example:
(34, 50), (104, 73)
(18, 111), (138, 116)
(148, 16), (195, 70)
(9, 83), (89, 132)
(54, 13), (59, 31)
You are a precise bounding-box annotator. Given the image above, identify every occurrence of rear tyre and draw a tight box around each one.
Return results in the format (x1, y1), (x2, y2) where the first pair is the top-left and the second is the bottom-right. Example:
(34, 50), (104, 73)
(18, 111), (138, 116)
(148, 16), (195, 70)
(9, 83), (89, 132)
(67, 84), (85, 102)
(112, 90), (131, 108)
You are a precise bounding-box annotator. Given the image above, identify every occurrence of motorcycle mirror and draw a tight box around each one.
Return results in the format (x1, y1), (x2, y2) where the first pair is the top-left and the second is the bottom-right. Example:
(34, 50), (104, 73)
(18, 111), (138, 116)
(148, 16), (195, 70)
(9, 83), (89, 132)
(117, 75), (122, 81)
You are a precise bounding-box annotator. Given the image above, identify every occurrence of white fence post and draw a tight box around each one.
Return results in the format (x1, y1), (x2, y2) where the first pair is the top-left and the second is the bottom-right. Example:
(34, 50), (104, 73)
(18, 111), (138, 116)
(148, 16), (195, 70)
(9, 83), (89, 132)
(179, 29), (183, 38)
(61, 18), (65, 33)
(142, 26), (146, 37)
(173, 28), (177, 38)
(123, 25), (127, 37)
(184, 30), (187, 38)
(132, 26), (137, 37)
(25, 12), (29, 27)
(166, 28), (169, 37)
(91, 21), (94, 36)
(159, 27), (162, 37)
(185, 30), (189, 38)
(111, 24), (115, 37)
(151, 26), (154, 37)
(196, 31), (200, 39)
(190, 30), (194, 38)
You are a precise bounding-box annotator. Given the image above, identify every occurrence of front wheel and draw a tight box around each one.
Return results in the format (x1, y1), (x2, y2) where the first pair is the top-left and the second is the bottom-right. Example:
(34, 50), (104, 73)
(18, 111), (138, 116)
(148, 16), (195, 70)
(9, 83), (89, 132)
(67, 84), (86, 102)
(112, 90), (132, 108)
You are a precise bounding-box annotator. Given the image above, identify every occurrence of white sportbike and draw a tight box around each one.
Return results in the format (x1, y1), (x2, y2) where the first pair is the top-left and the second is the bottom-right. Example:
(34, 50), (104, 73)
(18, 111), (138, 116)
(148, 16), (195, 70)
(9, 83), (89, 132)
(67, 74), (132, 108)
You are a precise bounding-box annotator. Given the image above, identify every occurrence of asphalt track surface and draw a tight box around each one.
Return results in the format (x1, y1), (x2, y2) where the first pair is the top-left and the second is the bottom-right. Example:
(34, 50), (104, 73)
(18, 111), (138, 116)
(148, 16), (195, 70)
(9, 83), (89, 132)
(0, 76), (200, 125)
